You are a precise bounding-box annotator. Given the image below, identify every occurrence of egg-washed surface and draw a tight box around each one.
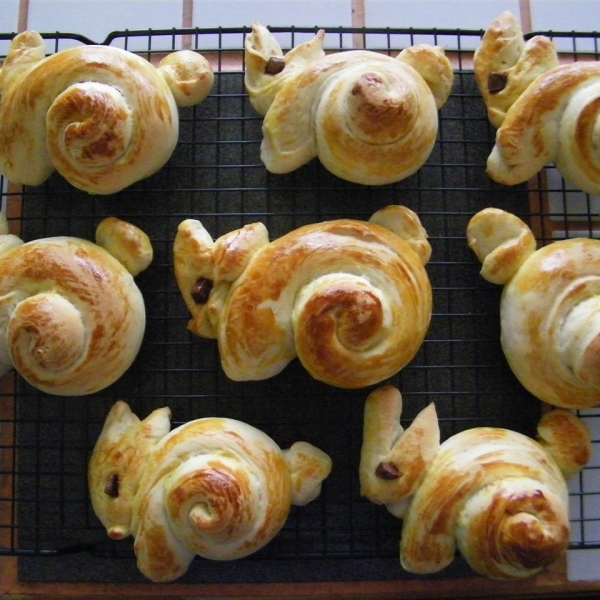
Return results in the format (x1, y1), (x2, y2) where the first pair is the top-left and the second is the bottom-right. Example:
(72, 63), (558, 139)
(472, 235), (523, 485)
(0, 26), (595, 584)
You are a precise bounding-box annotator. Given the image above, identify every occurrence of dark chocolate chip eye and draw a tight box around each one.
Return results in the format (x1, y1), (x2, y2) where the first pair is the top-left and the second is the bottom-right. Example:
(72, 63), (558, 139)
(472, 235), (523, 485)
(264, 56), (285, 75)
(375, 461), (401, 480)
(488, 72), (508, 94)
(191, 278), (213, 304)
(104, 473), (120, 498)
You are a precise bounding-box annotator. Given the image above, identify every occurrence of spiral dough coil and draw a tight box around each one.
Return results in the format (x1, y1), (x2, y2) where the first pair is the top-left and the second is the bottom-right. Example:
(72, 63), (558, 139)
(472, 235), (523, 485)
(88, 401), (332, 582)
(468, 207), (600, 409)
(0, 216), (150, 395)
(244, 23), (454, 186)
(0, 31), (213, 195)
(173, 205), (432, 389)
(359, 385), (591, 580)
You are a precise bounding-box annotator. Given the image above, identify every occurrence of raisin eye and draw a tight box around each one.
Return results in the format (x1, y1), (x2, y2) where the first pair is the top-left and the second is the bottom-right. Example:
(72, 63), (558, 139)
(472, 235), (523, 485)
(488, 72), (508, 94)
(191, 278), (213, 304)
(104, 473), (120, 498)
(375, 461), (401, 480)
(265, 56), (285, 75)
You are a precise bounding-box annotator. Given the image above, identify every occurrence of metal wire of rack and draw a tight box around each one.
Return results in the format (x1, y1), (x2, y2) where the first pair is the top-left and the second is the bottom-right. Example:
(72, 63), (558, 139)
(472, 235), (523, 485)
(0, 25), (598, 585)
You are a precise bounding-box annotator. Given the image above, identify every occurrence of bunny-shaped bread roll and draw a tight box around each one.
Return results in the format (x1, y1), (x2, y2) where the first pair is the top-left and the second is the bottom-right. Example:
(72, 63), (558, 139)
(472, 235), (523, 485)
(0, 214), (151, 395)
(174, 205), (432, 388)
(0, 31), (213, 195)
(468, 207), (600, 409)
(360, 385), (591, 580)
(89, 401), (332, 582)
(473, 13), (600, 195)
(244, 23), (454, 186)
(474, 11), (558, 128)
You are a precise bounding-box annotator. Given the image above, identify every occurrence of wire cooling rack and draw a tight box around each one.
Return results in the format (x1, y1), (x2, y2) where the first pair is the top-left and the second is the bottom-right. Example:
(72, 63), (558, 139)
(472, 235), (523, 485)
(0, 25), (598, 585)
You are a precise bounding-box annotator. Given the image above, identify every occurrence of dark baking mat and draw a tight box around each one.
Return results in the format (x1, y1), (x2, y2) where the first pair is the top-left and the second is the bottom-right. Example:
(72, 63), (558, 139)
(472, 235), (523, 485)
(5, 34), (542, 584)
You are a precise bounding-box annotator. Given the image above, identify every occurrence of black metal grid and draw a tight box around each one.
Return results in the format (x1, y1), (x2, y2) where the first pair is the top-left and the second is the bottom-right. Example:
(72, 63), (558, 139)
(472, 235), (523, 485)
(0, 25), (597, 584)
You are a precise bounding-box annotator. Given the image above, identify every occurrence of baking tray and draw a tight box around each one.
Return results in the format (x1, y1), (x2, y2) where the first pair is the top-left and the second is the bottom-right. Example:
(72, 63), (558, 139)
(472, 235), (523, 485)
(0, 25), (598, 594)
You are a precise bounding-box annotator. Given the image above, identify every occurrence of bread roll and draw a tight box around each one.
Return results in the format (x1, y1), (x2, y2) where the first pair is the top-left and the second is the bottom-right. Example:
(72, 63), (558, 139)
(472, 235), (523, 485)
(0, 215), (150, 395)
(360, 385), (591, 580)
(401, 425), (577, 579)
(244, 23), (453, 185)
(474, 11), (558, 128)
(468, 207), (600, 409)
(485, 60), (600, 195)
(0, 31), (213, 194)
(89, 401), (332, 582)
(173, 205), (432, 388)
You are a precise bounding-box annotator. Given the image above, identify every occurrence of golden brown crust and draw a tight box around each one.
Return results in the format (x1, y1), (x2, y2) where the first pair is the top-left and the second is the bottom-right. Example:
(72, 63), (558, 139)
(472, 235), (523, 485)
(95, 217), (153, 276)
(359, 386), (439, 511)
(0, 230), (147, 395)
(474, 11), (558, 128)
(400, 426), (571, 580)
(501, 237), (600, 409)
(0, 31), (212, 194)
(88, 401), (172, 540)
(467, 207), (537, 285)
(487, 61), (600, 195)
(537, 409), (592, 479)
(173, 206), (432, 388)
(89, 402), (331, 582)
(468, 208), (600, 409)
(244, 24), (453, 185)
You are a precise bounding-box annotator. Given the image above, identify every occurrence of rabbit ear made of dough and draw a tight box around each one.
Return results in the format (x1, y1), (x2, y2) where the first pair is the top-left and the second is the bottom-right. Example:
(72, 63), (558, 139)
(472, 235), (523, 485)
(466, 207), (536, 285)
(244, 22), (326, 116)
(359, 385), (440, 517)
(474, 11), (558, 128)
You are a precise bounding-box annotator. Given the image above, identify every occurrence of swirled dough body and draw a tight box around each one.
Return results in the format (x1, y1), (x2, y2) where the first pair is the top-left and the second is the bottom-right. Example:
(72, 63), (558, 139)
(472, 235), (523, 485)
(245, 23), (453, 185)
(174, 206), (432, 388)
(468, 207), (600, 409)
(0, 31), (213, 194)
(400, 426), (570, 580)
(0, 236), (146, 395)
(500, 238), (600, 409)
(89, 401), (332, 582)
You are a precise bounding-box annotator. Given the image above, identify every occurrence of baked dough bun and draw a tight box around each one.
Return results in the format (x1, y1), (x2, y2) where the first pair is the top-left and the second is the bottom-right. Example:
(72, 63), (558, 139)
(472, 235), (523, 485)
(173, 205), (432, 388)
(89, 401), (332, 582)
(0, 31), (213, 194)
(360, 385), (591, 580)
(244, 23), (453, 185)
(468, 207), (600, 409)
(0, 215), (150, 395)
(474, 11), (558, 128)
(485, 60), (600, 195)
